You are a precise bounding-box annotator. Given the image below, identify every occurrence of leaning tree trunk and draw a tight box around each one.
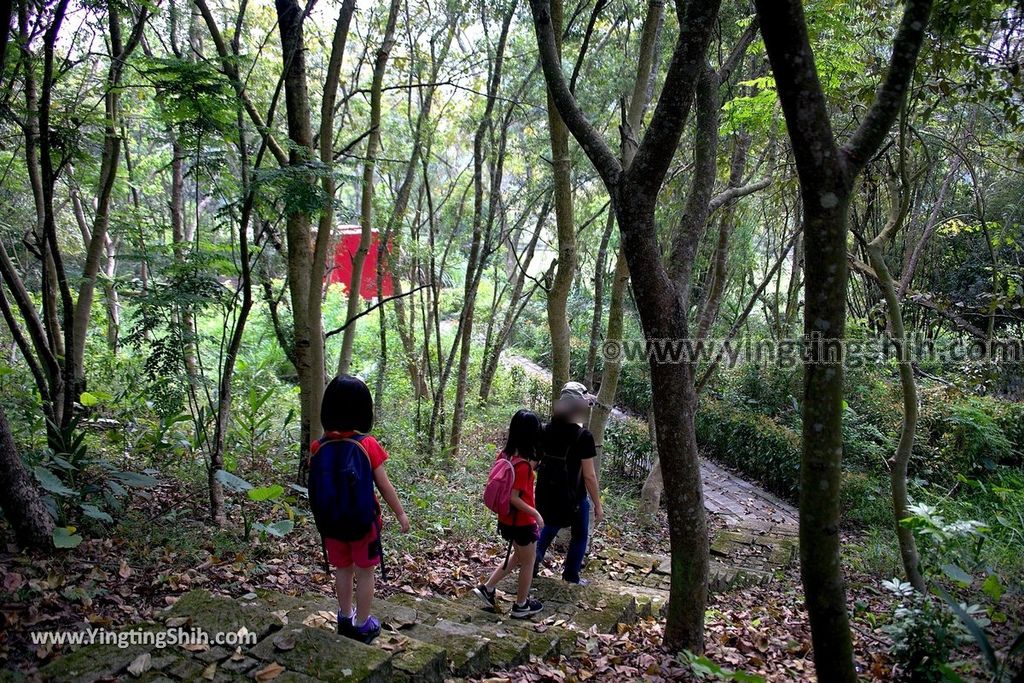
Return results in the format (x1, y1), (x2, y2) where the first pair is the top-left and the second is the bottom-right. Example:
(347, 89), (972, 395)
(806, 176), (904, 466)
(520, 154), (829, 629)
(0, 406), (54, 550)
(865, 240), (924, 591)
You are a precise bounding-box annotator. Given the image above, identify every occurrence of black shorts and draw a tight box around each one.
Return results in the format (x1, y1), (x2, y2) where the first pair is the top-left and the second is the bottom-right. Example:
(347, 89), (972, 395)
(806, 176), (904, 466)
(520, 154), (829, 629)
(498, 522), (539, 547)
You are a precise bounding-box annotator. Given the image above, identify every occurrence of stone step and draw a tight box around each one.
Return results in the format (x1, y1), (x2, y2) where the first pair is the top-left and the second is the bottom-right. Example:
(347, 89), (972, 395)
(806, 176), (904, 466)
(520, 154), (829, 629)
(35, 590), (397, 683)
(595, 548), (775, 592)
(587, 577), (668, 618)
(256, 591), (490, 678)
(481, 575), (638, 634)
(387, 592), (563, 661)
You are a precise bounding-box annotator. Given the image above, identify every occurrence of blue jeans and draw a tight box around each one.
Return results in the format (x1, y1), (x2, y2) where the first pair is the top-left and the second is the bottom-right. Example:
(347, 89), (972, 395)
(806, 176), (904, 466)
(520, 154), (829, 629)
(535, 495), (590, 583)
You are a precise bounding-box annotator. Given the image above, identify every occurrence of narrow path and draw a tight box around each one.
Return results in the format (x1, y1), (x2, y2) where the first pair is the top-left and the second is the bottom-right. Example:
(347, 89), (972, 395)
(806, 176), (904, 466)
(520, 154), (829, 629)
(499, 350), (798, 533)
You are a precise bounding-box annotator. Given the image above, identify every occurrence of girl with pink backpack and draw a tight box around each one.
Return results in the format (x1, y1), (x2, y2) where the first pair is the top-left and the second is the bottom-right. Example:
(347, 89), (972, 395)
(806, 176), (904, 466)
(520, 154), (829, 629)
(474, 410), (545, 618)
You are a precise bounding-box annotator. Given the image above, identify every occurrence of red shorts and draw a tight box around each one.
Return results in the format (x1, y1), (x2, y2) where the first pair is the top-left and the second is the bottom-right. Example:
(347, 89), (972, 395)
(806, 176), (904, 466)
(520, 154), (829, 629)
(325, 520), (382, 569)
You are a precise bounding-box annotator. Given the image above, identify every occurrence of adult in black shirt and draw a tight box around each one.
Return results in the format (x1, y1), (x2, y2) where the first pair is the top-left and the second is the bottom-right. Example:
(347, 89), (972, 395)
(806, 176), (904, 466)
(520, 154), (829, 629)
(534, 381), (605, 584)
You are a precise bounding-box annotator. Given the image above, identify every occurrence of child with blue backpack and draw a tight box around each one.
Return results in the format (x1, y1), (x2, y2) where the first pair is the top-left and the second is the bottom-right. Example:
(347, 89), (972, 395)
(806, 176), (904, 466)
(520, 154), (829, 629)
(473, 409), (545, 618)
(308, 375), (410, 644)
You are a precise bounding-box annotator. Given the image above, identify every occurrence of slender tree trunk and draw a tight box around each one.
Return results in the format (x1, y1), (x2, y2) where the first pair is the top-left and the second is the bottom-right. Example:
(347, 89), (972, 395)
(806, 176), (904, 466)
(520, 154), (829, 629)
(275, 0), (318, 481)
(450, 5), (515, 457)
(338, 0), (401, 376)
(585, 210), (615, 388)
(0, 405), (55, 550)
(639, 416), (662, 521)
(865, 241), (924, 591)
(544, 0), (575, 405)
(589, 247), (628, 470)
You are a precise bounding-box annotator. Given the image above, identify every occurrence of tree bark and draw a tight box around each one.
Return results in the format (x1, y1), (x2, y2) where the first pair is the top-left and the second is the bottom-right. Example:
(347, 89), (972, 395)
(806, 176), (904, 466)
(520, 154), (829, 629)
(0, 405), (55, 550)
(338, 0), (401, 376)
(530, 0), (722, 651)
(544, 0), (575, 406)
(450, 4), (515, 457)
(275, 0), (319, 480)
(753, 0), (932, 677)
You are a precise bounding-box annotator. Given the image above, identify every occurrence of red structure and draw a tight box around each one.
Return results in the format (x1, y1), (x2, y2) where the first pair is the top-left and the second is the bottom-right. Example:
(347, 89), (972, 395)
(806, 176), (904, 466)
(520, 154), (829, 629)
(329, 225), (394, 299)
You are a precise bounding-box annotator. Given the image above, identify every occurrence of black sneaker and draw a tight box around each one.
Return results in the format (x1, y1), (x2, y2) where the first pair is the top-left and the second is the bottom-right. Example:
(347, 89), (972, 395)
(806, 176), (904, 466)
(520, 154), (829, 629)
(472, 584), (497, 611)
(510, 597), (543, 619)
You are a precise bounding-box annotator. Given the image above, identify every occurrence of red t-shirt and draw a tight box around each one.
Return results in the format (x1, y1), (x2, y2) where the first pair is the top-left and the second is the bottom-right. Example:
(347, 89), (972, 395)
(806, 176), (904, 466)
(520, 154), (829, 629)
(498, 455), (536, 527)
(311, 432), (388, 512)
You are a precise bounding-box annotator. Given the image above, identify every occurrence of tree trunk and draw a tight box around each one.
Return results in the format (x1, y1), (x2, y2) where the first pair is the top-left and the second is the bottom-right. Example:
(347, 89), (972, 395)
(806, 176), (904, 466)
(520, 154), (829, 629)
(275, 0), (319, 481)
(754, 0), (931, 676)
(865, 241), (924, 591)
(0, 405), (54, 550)
(338, 0), (401, 376)
(588, 247), (628, 469)
(584, 210), (615, 388)
(544, 0), (575, 405)
(450, 5), (515, 457)
(638, 416), (662, 522)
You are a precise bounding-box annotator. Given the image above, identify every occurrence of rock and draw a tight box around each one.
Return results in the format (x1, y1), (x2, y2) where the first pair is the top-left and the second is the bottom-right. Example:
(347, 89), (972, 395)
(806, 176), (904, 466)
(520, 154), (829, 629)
(250, 625), (391, 682)
(164, 590), (282, 642)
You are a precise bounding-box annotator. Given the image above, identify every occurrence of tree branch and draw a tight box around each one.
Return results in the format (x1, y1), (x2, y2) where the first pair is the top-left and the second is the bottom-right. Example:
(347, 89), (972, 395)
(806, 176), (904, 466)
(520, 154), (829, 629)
(708, 177), (771, 213)
(841, 0), (932, 174)
(717, 16), (759, 84)
(628, 0), (722, 192)
(528, 0), (622, 188)
(325, 284), (433, 338)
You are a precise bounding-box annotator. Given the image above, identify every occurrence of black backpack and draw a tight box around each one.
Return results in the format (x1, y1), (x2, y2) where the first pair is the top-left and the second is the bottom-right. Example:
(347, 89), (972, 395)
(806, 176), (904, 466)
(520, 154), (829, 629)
(307, 435), (377, 541)
(535, 428), (582, 528)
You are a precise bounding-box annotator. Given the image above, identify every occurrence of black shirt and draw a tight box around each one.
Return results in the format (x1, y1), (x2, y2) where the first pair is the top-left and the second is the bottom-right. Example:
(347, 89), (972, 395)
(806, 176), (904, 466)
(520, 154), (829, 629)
(540, 419), (597, 499)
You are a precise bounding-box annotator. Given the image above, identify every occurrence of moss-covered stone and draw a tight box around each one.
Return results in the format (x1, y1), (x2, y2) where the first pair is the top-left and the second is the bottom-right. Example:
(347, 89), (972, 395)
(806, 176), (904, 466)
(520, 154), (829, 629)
(250, 625), (391, 682)
(380, 634), (445, 683)
(165, 590), (283, 642)
(388, 593), (551, 662)
(36, 625), (160, 683)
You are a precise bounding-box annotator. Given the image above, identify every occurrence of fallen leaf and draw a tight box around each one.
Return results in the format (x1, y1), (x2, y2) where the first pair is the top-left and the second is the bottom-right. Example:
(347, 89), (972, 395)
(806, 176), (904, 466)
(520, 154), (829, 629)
(273, 634), (296, 651)
(201, 662), (217, 680)
(254, 661), (285, 681)
(127, 652), (151, 677)
(118, 560), (133, 579)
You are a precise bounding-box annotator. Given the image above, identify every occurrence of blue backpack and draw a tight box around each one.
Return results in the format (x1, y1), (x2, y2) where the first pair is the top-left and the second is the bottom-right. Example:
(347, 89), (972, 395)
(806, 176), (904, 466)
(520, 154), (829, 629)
(308, 436), (378, 542)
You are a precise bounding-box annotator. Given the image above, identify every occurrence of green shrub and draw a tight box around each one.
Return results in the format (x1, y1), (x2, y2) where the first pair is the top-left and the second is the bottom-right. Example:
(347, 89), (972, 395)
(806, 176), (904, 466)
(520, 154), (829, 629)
(841, 471), (892, 529)
(720, 362), (800, 419)
(695, 398), (801, 500)
(918, 393), (1014, 484)
(601, 416), (653, 492)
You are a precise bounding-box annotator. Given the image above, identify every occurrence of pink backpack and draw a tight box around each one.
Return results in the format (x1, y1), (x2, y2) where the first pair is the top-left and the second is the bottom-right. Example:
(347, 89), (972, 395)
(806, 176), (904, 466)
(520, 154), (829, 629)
(483, 450), (521, 515)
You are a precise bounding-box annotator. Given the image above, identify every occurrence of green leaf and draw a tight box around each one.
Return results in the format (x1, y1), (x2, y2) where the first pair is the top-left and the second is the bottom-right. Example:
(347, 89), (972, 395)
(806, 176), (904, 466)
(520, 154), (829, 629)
(33, 466), (79, 497)
(248, 484), (284, 502)
(941, 563), (973, 585)
(264, 520), (294, 537)
(936, 586), (998, 674)
(111, 471), (159, 488)
(981, 574), (1003, 602)
(215, 469), (252, 492)
(80, 503), (113, 523)
(79, 392), (99, 407)
(53, 527), (83, 549)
